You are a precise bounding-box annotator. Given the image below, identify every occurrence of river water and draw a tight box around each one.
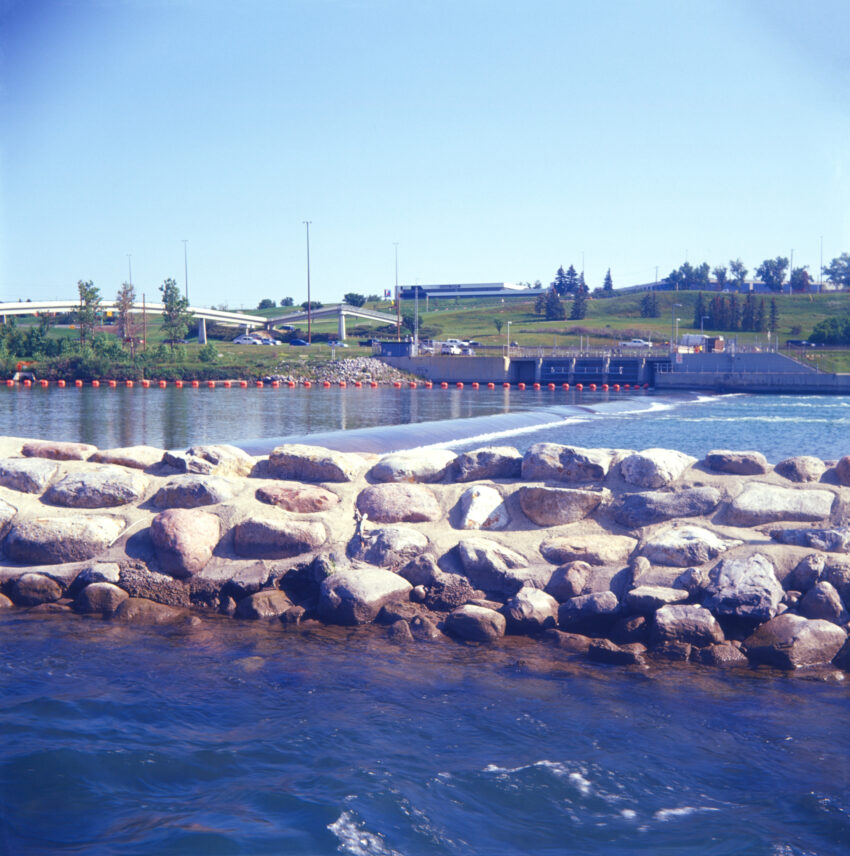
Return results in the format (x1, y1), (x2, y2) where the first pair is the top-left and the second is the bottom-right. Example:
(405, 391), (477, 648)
(1, 389), (849, 854)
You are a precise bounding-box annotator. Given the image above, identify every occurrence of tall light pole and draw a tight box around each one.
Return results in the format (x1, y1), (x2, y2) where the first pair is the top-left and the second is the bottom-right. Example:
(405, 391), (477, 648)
(394, 242), (400, 341)
(303, 221), (312, 344)
(671, 302), (682, 356)
(127, 254), (133, 286)
(506, 320), (512, 355)
(182, 240), (189, 302)
(701, 314), (709, 335)
(413, 278), (420, 354)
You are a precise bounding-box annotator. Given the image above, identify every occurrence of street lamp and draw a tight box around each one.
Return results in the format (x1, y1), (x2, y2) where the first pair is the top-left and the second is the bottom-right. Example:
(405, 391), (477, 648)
(701, 314), (709, 335)
(506, 320), (512, 355)
(182, 240), (189, 302)
(675, 317), (682, 345)
(670, 302), (682, 354)
(303, 221), (312, 344)
(394, 243), (400, 342)
(127, 254), (133, 286)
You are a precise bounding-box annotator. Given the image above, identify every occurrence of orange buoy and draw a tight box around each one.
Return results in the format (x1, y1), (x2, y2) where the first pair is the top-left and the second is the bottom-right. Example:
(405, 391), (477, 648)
(562, 383), (569, 391)
(191, 380), (199, 388)
(159, 380), (167, 388)
(76, 379), (84, 387)
(58, 379), (66, 388)
(643, 383), (649, 389)
(623, 383), (630, 389)
(175, 380), (183, 389)
(287, 381), (295, 388)
(602, 384), (609, 391)
(271, 380), (280, 388)
(141, 379), (150, 388)
(518, 382), (526, 390)
(39, 379), (49, 387)
(408, 381), (417, 388)
(576, 383), (583, 391)
(5, 379), (13, 387)
(394, 381), (402, 388)
(208, 380), (216, 388)
(369, 381), (377, 388)
(125, 380), (134, 388)
(107, 380), (117, 388)
(503, 382), (510, 388)
(224, 380), (232, 388)
(23, 379), (32, 387)
(323, 381), (331, 388)
(303, 380), (312, 388)
(533, 382), (541, 390)
(487, 382), (495, 389)
(456, 382), (464, 389)
(440, 382), (448, 389)
(255, 380), (263, 387)
(589, 383), (597, 391)
(339, 381), (346, 388)
(547, 383), (555, 391)
(239, 380), (248, 388)
(91, 380), (100, 388)
(471, 382), (479, 389)
(613, 384), (620, 391)
(354, 381), (362, 388)
(425, 381), (433, 389)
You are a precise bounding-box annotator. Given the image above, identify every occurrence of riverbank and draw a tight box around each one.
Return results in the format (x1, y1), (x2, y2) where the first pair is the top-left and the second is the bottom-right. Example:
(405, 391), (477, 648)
(2, 435), (849, 674)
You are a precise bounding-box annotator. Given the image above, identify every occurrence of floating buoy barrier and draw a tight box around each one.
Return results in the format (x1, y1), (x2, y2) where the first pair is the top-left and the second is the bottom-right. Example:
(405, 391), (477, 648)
(487, 382), (495, 389)
(5, 379), (13, 387)
(339, 381), (346, 388)
(323, 381), (331, 388)
(547, 383), (555, 391)
(576, 383), (583, 391)
(91, 380), (100, 388)
(393, 381), (402, 388)
(239, 380), (248, 388)
(58, 379), (66, 388)
(40, 379), (49, 387)
(125, 380), (134, 388)
(408, 381), (417, 389)
(613, 384), (620, 391)
(518, 382), (526, 390)
(589, 383), (597, 391)
(75, 379), (84, 387)
(224, 380), (232, 388)
(255, 381), (263, 387)
(206, 380), (215, 388)
(190, 380), (198, 388)
(562, 383), (569, 391)
(272, 380), (280, 388)
(602, 384), (609, 391)
(503, 382), (510, 388)
(287, 381), (295, 388)
(643, 383), (650, 389)
(106, 380), (115, 388)
(623, 383), (630, 389)
(456, 382), (464, 389)
(425, 381), (433, 389)
(369, 381), (377, 388)
(303, 381), (312, 388)
(354, 381), (362, 388)
(440, 382), (448, 389)
(158, 380), (167, 388)
(533, 382), (541, 390)
(175, 380), (183, 389)
(23, 379), (32, 387)
(471, 382), (479, 389)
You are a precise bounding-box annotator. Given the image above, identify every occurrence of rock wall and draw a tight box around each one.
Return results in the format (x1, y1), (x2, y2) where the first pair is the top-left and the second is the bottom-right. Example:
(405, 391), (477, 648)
(2, 436), (850, 672)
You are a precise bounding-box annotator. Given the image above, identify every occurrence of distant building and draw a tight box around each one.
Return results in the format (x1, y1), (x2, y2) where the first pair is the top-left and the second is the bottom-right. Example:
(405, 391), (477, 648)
(399, 282), (545, 300)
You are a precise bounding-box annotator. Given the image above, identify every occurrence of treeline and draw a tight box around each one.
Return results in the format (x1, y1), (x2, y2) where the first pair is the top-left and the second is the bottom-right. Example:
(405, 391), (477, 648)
(810, 314), (850, 345)
(693, 293), (779, 333)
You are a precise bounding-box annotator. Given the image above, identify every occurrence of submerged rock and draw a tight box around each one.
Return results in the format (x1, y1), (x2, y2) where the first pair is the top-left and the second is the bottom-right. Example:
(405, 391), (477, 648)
(73, 582), (129, 615)
(445, 604), (506, 642)
(317, 565), (412, 625)
(235, 589), (293, 620)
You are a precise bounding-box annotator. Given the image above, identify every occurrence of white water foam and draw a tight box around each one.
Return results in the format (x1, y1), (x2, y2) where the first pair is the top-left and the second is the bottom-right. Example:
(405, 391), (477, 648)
(482, 760), (593, 794)
(328, 810), (403, 856)
(409, 416), (590, 452)
(653, 805), (720, 821)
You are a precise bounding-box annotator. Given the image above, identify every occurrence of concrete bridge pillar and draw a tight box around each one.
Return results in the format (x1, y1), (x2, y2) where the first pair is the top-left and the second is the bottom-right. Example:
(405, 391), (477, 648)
(602, 356), (610, 382)
(534, 358), (543, 383)
(197, 317), (207, 345)
(569, 357), (576, 383)
(338, 311), (347, 341)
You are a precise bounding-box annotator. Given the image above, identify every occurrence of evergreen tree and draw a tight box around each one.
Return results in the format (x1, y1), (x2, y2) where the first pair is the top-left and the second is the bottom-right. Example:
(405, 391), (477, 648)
(742, 293), (756, 331)
(552, 266), (569, 296)
(755, 298), (767, 332)
(640, 292), (659, 318)
(159, 278), (192, 348)
(602, 268), (613, 296)
(563, 264), (579, 294)
(769, 298), (779, 333)
(76, 279), (101, 351)
(544, 288), (566, 320)
(570, 285), (588, 320)
(693, 293), (706, 329)
(728, 294), (740, 331)
(534, 293), (546, 315)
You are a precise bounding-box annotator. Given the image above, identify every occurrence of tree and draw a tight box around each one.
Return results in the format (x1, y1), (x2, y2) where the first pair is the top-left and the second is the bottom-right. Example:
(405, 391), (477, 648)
(665, 261), (708, 290)
(693, 262), (711, 290)
(115, 281), (136, 355)
(755, 257), (789, 292)
(728, 294), (740, 331)
(823, 253), (850, 288)
(602, 268), (613, 296)
(769, 298), (779, 333)
(742, 293), (756, 331)
(755, 298), (767, 332)
(301, 300), (322, 311)
(159, 278), (192, 347)
(76, 280), (101, 350)
(712, 265), (728, 291)
(729, 258), (748, 290)
(569, 278), (588, 320)
(280, 296), (294, 307)
(790, 266), (811, 293)
(640, 292), (659, 317)
(693, 292), (706, 329)
(493, 319), (504, 334)
(551, 266), (569, 296)
(811, 313), (850, 344)
(257, 298), (276, 310)
(545, 288), (566, 320)
(534, 293), (546, 315)
(343, 292), (366, 307)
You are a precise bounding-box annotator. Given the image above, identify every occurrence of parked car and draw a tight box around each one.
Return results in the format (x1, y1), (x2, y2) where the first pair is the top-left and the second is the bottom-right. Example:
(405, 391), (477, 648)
(232, 335), (263, 345)
(619, 338), (653, 348)
(289, 338), (310, 347)
(441, 343), (461, 355)
(445, 338), (467, 347)
(461, 346), (475, 356)
(328, 340), (349, 348)
(786, 339), (817, 348)
(260, 338), (279, 345)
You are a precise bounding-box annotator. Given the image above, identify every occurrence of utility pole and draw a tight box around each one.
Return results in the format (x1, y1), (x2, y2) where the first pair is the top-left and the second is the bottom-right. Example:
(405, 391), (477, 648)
(303, 221), (312, 344)
(127, 254), (133, 286)
(142, 293), (147, 351)
(394, 242), (400, 341)
(182, 240), (189, 302)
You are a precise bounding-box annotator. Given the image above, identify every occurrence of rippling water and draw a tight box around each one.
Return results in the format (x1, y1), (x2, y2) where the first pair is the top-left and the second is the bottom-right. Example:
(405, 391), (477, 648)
(2, 612), (848, 856)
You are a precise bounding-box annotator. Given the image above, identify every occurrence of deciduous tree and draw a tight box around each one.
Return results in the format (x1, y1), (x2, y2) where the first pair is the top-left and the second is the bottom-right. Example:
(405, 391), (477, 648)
(755, 257), (789, 292)
(729, 259), (747, 290)
(76, 280), (101, 350)
(343, 292), (366, 307)
(159, 278), (192, 348)
(115, 281), (136, 355)
(712, 265), (728, 290)
(823, 253), (850, 288)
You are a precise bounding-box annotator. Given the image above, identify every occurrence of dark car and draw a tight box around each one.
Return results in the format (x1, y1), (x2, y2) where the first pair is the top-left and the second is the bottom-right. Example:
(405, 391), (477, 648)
(786, 339), (817, 348)
(289, 338), (310, 347)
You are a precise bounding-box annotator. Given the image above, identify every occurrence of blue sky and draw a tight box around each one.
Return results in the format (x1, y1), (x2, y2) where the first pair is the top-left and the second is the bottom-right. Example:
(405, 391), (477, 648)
(2, 0), (848, 308)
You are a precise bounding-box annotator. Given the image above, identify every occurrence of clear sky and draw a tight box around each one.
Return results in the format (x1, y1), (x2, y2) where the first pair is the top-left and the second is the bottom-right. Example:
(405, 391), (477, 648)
(2, 0), (849, 309)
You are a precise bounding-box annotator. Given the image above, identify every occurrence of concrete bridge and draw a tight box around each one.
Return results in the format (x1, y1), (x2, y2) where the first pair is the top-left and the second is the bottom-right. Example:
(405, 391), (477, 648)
(1, 300), (397, 343)
(268, 304), (398, 340)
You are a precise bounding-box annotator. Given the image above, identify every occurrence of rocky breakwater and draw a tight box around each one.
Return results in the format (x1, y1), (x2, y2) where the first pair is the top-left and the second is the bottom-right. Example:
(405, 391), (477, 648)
(2, 436), (850, 674)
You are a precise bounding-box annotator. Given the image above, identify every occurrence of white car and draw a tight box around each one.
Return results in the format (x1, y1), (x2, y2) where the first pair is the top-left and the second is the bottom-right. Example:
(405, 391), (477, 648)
(441, 343), (461, 355)
(619, 338), (653, 348)
(232, 335), (263, 345)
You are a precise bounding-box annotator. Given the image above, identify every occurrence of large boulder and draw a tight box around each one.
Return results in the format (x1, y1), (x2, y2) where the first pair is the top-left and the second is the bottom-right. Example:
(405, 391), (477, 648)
(112, 597), (184, 624)
(0, 457), (58, 493)
(455, 537), (545, 595)
(703, 553), (784, 622)
(73, 582), (129, 615)
(453, 447), (522, 482)
(640, 525), (740, 567)
(768, 527), (850, 554)
(784, 553), (825, 593)
(726, 483), (835, 526)
(824, 558), (850, 602)
(399, 555), (475, 610)
(68, 562), (121, 595)
(90, 445), (164, 470)
(797, 581), (846, 624)
(356, 483), (441, 524)
(354, 526), (428, 569)
(455, 485), (509, 530)
(619, 449), (696, 488)
(611, 487), (722, 528)
(150, 508), (220, 578)
(4, 516), (126, 564)
(369, 450), (456, 483)
(558, 591), (620, 633)
(692, 643), (749, 668)
(502, 588), (559, 633)
(22, 440), (98, 461)
(318, 565), (412, 625)
(774, 456), (826, 484)
(834, 456), (850, 487)
(164, 444), (255, 477)
(744, 614), (847, 669)
(0, 497), (16, 534)
(9, 572), (63, 606)
(518, 486), (608, 526)
(704, 450), (769, 475)
(522, 443), (622, 483)
(444, 605), (506, 642)
(44, 466), (148, 508)
(652, 604), (724, 646)
(235, 589), (293, 620)
(626, 585), (690, 613)
(267, 444), (365, 482)
(539, 533), (636, 567)
(153, 475), (239, 508)
(232, 515), (326, 559)
(255, 483), (339, 513)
